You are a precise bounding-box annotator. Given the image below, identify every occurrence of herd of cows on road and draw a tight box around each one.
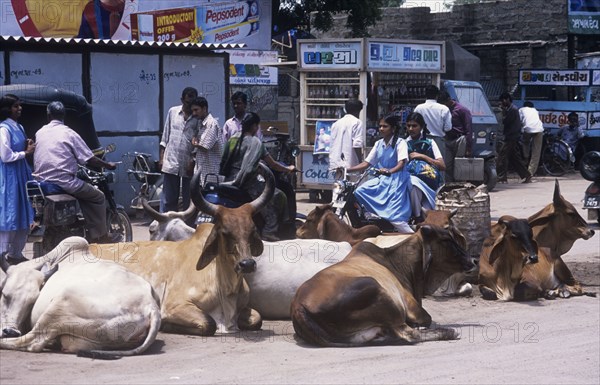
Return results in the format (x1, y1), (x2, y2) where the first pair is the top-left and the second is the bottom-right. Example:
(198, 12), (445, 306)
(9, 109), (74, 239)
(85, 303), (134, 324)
(0, 166), (596, 356)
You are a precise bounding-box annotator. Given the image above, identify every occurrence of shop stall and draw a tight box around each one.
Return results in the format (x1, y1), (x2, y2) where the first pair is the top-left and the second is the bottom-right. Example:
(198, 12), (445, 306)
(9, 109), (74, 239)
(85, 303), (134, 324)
(296, 38), (446, 191)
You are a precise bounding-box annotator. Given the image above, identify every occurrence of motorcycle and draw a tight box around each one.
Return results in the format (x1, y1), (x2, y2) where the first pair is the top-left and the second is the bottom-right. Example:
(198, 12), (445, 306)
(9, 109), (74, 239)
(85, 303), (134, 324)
(330, 167), (398, 232)
(196, 128), (304, 239)
(26, 144), (133, 257)
(580, 151), (600, 225)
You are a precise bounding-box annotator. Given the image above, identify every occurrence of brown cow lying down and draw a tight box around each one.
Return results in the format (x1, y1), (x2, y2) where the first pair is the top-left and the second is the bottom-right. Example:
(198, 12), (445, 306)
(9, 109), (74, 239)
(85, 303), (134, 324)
(521, 180), (596, 299)
(291, 225), (476, 347)
(296, 203), (381, 245)
(478, 216), (540, 301)
(364, 208), (473, 297)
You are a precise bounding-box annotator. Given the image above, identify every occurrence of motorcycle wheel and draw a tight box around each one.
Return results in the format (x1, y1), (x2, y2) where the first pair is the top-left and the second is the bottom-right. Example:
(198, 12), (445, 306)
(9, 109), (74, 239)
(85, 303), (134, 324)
(107, 208), (133, 242)
(483, 159), (497, 192)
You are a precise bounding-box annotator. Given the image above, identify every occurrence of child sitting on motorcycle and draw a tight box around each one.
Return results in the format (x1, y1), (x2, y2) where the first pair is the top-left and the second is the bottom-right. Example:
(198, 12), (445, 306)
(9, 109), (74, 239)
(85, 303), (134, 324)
(220, 112), (296, 241)
(346, 114), (413, 233)
(405, 112), (446, 224)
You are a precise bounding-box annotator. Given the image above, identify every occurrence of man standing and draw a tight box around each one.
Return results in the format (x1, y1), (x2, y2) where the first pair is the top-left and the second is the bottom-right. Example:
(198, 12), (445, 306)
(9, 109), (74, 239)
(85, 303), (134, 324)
(33, 101), (117, 243)
(519, 101), (545, 176)
(497, 92), (532, 183)
(191, 96), (223, 187)
(329, 99), (364, 178)
(414, 85), (452, 161)
(438, 90), (473, 182)
(222, 91), (247, 142)
(160, 87), (198, 213)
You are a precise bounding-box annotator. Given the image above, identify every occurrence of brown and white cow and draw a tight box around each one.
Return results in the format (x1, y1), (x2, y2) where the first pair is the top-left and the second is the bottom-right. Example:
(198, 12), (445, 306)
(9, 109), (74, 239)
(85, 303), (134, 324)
(518, 180), (596, 299)
(296, 203), (381, 245)
(88, 164), (275, 335)
(290, 225), (476, 347)
(478, 216), (540, 301)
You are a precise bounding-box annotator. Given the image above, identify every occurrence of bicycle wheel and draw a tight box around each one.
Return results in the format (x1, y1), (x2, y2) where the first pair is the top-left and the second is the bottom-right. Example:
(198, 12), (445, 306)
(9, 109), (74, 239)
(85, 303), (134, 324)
(541, 141), (571, 176)
(107, 208), (133, 242)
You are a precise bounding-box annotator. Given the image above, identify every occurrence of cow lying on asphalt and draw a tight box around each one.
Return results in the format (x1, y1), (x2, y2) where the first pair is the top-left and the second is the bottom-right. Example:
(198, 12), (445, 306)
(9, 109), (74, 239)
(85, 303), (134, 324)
(478, 216), (540, 300)
(520, 180), (596, 299)
(296, 203), (381, 245)
(0, 237), (161, 358)
(139, 198), (353, 319)
(89, 164), (275, 335)
(291, 225), (476, 347)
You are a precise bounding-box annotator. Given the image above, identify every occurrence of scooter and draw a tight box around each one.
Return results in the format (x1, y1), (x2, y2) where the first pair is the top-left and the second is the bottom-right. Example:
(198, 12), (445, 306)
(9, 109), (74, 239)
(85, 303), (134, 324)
(26, 144), (133, 257)
(330, 168), (398, 232)
(580, 150), (600, 225)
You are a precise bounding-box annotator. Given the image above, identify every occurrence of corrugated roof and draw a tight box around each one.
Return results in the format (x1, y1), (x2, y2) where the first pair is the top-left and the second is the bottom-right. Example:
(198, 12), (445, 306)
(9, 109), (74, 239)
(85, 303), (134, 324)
(0, 35), (245, 49)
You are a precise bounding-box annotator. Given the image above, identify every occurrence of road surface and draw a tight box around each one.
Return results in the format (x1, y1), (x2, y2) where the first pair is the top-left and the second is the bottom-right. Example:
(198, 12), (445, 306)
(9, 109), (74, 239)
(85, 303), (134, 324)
(1, 173), (599, 384)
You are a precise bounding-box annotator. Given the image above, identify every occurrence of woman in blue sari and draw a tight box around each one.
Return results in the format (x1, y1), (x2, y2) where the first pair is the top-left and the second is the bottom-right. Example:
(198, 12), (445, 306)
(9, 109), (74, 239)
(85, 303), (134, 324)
(0, 94), (35, 264)
(346, 114), (413, 233)
(405, 112), (446, 223)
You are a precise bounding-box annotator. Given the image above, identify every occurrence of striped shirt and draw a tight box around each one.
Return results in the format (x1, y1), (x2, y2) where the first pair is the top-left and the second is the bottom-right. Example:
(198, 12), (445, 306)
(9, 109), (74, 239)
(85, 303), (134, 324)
(161, 105), (198, 177)
(194, 113), (223, 186)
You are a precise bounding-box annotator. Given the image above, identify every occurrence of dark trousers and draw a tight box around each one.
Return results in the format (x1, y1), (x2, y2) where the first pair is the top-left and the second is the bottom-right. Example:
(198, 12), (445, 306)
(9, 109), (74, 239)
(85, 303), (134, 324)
(71, 182), (107, 239)
(497, 139), (531, 180)
(161, 173), (191, 213)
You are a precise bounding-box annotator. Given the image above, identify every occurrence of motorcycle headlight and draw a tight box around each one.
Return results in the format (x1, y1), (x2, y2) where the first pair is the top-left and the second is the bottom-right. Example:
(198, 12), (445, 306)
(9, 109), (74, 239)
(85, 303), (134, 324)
(332, 182), (342, 195)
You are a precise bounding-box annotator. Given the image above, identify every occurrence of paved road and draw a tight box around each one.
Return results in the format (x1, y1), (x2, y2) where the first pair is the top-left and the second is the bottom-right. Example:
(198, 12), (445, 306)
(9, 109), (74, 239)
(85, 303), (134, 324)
(2, 173), (599, 384)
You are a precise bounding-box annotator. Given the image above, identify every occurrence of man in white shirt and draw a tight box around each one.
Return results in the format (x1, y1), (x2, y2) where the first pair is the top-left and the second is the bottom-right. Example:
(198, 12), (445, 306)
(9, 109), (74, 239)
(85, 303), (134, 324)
(413, 85), (452, 161)
(329, 99), (364, 178)
(519, 101), (545, 176)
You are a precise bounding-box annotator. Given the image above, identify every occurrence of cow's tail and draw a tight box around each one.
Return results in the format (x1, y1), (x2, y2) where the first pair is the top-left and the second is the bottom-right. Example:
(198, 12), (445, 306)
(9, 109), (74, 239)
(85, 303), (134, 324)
(291, 304), (351, 347)
(77, 305), (162, 359)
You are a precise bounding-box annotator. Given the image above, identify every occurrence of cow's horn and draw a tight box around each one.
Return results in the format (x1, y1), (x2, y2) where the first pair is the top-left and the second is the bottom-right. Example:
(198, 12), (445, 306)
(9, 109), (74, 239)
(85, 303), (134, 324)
(249, 162), (275, 212)
(191, 169), (219, 216)
(553, 179), (563, 206)
(141, 197), (169, 222)
(173, 201), (197, 221)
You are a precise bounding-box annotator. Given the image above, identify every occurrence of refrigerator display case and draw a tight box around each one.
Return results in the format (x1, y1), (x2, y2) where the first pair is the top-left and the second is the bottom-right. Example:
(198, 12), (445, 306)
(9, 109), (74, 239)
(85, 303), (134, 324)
(297, 38), (445, 190)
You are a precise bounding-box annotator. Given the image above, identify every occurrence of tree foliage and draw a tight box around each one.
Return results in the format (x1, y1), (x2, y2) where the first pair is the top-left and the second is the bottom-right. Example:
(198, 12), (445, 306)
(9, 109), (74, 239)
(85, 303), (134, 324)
(273, 0), (406, 38)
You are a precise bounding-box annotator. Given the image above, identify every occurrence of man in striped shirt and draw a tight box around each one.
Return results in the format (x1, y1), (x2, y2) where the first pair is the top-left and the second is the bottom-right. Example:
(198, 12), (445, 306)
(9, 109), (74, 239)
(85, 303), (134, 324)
(191, 97), (223, 187)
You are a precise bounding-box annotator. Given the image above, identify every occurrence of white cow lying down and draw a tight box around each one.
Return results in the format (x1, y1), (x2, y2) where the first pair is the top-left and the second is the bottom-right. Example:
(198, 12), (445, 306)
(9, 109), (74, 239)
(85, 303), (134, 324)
(249, 239), (352, 319)
(0, 237), (161, 358)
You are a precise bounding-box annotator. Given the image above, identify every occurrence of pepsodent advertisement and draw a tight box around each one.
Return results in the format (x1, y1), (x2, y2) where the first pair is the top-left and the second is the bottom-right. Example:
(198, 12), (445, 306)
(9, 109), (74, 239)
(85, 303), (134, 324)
(0, 0), (271, 49)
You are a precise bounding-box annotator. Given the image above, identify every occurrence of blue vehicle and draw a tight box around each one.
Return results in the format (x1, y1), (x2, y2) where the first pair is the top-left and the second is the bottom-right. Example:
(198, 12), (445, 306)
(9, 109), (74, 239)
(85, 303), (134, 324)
(441, 80), (499, 191)
(514, 68), (600, 161)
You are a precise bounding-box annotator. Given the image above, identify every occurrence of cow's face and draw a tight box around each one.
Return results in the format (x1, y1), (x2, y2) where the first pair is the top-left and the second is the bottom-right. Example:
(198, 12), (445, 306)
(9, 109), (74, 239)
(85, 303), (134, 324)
(0, 262), (57, 337)
(296, 204), (334, 239)
(196, 205), (262, 274)
(490, 216), (539, 268)
(421, 208), (467, 250)
(529, 180), (595, 256)
(416, 225), (476, 294)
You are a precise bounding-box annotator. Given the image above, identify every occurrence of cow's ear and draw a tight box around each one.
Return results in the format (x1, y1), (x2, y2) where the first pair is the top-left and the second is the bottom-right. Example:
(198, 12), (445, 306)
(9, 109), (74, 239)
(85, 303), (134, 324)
(197, 228), (219, 270)
(553, 179), (565, 207)
(250, 232), (264, 256)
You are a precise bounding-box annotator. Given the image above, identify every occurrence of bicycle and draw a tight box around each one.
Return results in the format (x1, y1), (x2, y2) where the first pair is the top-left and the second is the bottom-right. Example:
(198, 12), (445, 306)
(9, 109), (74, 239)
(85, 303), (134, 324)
(539, 131), (574, 176)
(122, 152), (163, 217)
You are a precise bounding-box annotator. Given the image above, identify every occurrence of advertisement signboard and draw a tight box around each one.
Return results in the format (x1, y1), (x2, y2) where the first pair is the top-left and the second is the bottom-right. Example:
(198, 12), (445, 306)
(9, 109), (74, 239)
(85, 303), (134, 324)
(519, 69), (592, 86)
(226, 50), (278, 85)
(538, 110), (589, 130)
(0, 0), (271, 50)
(568, 0), (600, 34)
(298, 40), (363, 71)
(300, 151), (335, 185)
(366, 39), (445, 73)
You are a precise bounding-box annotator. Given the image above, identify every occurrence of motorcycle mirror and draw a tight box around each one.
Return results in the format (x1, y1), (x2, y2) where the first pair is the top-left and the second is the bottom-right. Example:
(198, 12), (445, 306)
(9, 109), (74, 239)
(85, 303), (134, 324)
(105, 143), (117, 154)
(291, 147), (300, 157)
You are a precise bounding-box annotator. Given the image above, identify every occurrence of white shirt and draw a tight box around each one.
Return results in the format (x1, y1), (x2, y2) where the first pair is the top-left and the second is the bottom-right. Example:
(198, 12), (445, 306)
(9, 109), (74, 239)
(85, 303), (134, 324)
(329, 114), (364, 170)
(413, 99), (452, 138)
(519, 106), (544, 134)
(365, 137), (408, 165)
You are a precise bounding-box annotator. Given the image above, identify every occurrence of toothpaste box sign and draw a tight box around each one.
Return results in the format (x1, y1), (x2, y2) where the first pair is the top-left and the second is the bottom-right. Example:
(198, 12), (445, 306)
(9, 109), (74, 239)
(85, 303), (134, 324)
(131, 1), (260, 44)
(131, 8), (197, 42)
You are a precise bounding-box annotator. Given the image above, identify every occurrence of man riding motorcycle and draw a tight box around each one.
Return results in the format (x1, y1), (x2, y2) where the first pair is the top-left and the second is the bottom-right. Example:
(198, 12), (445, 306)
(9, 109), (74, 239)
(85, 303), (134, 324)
(33, 101), (118, 243)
